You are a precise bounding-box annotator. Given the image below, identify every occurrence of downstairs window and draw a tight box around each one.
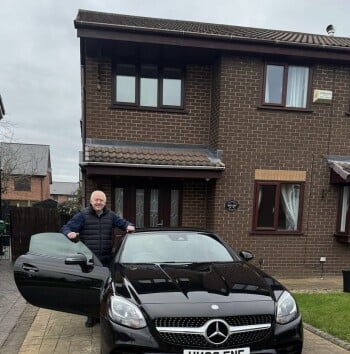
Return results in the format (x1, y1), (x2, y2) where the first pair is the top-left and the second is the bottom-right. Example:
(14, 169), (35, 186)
(337, 186), (350, 235)
(253, 181), (304, 233)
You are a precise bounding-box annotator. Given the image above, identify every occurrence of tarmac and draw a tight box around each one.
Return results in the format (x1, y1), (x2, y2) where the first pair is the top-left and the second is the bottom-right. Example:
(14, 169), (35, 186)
(0, 257), (349, 354)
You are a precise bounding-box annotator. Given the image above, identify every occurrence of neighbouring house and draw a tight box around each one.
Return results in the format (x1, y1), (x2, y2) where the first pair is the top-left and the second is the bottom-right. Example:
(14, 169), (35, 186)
(74, 10), (350, 276)
(0, 143), (52, 207)
(50, 181), (79, 203)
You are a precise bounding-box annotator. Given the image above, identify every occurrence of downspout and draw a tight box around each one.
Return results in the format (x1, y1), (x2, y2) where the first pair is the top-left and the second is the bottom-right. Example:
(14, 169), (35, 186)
(80, 38), (87, 207)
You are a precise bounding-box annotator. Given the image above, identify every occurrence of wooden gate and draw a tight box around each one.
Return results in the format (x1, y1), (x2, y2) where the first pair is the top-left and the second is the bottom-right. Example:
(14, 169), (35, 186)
(10, 207), (70, 261)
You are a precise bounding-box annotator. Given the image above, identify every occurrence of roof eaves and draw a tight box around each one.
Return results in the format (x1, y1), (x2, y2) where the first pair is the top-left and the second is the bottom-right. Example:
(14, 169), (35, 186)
(74, 12), (350, 53)
(80, 161), (225, 171)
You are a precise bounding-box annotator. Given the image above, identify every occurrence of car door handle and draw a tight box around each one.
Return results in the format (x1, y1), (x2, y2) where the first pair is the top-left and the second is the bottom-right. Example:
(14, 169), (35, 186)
(22, 263), (39, 272)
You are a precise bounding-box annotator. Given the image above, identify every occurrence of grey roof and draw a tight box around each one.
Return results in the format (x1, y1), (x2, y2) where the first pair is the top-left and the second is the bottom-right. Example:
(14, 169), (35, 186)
(0, 143), (51, 176)
(83, 139), (224, 170)
(50, 182), (79, 195)
(75, 10), (350, 51)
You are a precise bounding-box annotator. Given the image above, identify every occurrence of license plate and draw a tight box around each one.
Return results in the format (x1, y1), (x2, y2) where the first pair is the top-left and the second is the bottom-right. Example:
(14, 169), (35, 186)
(184, 348), (250, 354)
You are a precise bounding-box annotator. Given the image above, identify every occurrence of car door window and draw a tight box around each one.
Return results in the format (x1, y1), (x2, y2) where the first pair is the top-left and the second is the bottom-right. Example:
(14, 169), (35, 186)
(29, 232), (95, 263)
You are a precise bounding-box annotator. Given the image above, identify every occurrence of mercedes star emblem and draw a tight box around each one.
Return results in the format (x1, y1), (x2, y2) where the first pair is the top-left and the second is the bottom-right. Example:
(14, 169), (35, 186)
(204, 319), (230, 344)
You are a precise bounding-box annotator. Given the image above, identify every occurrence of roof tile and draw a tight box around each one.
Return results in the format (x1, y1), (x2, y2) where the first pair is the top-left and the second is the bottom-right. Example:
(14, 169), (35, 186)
(76, 10), (350, 50)
(85, 142), (224, 170)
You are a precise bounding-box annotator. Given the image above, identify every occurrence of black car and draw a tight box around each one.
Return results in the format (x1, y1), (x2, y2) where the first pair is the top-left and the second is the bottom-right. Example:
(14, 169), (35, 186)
(14, 229), (303, 354)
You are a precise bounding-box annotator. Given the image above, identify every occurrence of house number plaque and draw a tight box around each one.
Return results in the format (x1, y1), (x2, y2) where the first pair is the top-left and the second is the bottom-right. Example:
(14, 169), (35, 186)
(225, 200), (239, 212)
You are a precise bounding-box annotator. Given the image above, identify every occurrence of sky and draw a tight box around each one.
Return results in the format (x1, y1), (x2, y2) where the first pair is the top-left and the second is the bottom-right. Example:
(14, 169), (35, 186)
(1, 0), (350, 182)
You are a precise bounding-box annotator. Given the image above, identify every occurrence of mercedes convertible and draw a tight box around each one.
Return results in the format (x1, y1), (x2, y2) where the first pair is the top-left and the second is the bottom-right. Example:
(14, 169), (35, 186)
(14, 229), (303, 354)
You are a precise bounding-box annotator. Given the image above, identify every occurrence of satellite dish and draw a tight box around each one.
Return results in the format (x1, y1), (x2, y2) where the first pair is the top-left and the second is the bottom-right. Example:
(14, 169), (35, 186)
(326, 24), (335, 36)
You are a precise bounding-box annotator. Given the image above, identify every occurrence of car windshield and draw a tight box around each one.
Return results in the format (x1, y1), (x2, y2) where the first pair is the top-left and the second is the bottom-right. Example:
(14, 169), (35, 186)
(119, 231), (235, 263)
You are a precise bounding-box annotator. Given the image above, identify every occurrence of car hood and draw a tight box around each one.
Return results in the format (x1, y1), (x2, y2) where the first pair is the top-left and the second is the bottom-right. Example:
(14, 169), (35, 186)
(113, 262), (284, 306)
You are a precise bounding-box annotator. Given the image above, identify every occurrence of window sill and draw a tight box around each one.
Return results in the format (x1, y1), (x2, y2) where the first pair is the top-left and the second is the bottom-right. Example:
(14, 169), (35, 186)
(110, 104), (188, 115)
(257, 105), (313, 113)
(250, 231), (304, 236)
(334, 233), (350, 244)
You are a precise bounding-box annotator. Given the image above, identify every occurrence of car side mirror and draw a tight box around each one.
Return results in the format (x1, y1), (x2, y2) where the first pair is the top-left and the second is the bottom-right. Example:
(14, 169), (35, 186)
(65, 253), (94, 273)
(239, 250), (254, 262)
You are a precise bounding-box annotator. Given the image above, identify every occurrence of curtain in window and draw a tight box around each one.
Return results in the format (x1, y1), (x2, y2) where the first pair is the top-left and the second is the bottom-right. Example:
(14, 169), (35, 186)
(340, 186), (350, 232)
(258, 187), (262, 209)
(286, 66), (309, 108)
(281, 184), (300, 230)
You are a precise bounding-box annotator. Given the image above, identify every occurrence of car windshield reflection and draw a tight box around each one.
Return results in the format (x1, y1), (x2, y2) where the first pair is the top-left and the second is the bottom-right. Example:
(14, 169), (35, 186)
(120, 231), (235, 263)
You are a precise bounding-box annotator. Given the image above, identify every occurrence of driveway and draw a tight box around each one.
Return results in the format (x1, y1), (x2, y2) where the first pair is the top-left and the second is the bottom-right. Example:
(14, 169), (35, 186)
(6, 309), (349, 354)
(1, 258), (349, 353)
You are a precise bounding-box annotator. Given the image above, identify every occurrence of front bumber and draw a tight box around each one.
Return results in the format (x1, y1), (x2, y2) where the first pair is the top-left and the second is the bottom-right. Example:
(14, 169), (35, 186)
(100, 314), (303, 354)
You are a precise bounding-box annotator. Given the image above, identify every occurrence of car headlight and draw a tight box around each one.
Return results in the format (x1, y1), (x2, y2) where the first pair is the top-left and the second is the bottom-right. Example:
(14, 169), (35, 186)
(108, 295), (146, 328)
(276, 291), (298, 324)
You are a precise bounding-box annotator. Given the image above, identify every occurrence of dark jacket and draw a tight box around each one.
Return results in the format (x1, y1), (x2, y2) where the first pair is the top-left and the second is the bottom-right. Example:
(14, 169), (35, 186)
(60, 206), (130, 264)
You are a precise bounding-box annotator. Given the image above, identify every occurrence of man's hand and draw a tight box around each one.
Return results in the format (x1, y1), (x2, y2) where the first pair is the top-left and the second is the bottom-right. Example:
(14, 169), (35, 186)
(67, 232), (79, 239)
(126, 225), (135, 233)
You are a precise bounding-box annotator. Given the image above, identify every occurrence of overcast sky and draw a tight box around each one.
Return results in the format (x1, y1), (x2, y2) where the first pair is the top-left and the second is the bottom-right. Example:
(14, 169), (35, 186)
(1, 0), (350, 182)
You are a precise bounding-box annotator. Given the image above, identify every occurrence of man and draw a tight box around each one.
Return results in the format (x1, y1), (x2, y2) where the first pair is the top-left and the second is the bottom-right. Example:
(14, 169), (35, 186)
(60, 190), (135, 327)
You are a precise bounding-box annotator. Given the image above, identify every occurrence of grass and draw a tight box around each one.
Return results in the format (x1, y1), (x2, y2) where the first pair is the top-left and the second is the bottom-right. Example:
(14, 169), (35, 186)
(293, 292), (350, 343)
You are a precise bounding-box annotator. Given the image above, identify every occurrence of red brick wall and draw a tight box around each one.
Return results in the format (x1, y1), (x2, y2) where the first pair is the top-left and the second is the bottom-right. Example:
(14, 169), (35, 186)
(84, 58), (211, 145)
(210, 55), (350, 276)
(181, 181), (209, 228)
(3, 175), (50, 204)
(83, 51), (350, 276)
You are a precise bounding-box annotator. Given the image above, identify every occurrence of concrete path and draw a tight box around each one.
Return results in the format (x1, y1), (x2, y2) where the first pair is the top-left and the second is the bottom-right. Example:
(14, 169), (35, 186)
(303, 328), (350, 353)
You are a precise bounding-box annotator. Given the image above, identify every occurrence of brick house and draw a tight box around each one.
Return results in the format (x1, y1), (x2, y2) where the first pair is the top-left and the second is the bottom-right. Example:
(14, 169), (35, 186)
(74, 10), (350, 276)
(50, 181), (79, 203)
(1, 143), (52, 207)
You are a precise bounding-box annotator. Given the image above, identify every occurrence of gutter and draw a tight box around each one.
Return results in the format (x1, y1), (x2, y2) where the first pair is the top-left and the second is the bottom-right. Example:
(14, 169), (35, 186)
(80, 161), (225, 171)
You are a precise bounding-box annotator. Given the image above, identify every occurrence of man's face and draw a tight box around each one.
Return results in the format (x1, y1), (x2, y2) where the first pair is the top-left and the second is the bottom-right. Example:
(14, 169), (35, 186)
(90, 192), (106, 212)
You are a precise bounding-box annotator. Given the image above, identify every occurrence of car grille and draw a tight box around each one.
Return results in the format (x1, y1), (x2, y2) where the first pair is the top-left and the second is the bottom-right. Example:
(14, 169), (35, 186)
(154, 315), (273, 348)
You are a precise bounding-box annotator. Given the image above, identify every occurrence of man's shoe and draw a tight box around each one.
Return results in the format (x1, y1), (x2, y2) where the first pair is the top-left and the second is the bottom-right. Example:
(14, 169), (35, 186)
(85, 317), (95, 328)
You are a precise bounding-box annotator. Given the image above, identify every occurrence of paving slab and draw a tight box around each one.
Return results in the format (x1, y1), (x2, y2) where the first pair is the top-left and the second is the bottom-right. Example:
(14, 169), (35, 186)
(0, 260), (28, 348)
(18, 309), (100, 353)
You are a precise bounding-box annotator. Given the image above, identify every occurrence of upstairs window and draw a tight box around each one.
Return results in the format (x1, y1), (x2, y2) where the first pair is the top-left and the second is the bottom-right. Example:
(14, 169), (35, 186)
(14, 175), (31, 192)
(115, 64), (183, 109)
(116, 64), (136, 104)
(263, 64), (310, 109)
(162, 68), (182, 106)
(253, 181), (304, 233)
(140, 65), (158, 107)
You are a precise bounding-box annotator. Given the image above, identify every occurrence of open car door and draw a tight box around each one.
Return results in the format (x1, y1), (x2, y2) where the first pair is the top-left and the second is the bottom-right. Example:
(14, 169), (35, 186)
(14, 233), (110, 318)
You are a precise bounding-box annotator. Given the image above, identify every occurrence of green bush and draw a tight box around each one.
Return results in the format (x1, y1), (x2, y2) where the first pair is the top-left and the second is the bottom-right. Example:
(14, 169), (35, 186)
(57, 200), (80, 217)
